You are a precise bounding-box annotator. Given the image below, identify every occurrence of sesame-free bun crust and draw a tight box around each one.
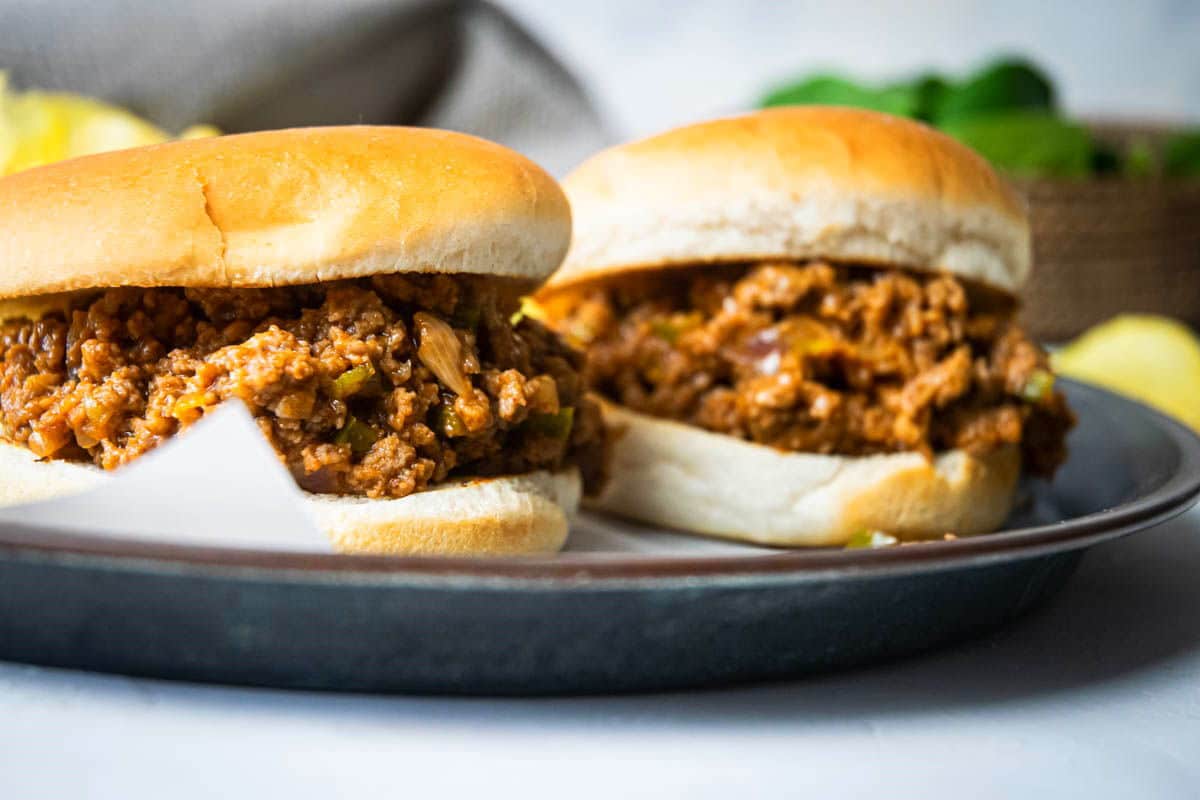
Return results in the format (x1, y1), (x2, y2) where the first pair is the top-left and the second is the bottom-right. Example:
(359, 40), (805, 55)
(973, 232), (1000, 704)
(307, 470), (579, 556)
(543, 107), (1029, 297)
(0, 441), (580, 556)
(0, 126), (571, 300)
(593, 402), (1019, 546)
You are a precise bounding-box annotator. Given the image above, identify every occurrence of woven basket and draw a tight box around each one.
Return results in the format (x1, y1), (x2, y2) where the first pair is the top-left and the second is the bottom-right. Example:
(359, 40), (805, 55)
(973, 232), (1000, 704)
(1014, 123), (1200, 342)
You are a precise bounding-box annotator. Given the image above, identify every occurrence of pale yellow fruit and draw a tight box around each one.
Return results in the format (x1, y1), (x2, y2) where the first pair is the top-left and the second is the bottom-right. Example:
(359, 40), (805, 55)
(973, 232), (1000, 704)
(1053, 315), (1200, 431)
(0, 75), (15, 169)
(0, 122), (13, 172)
(179, 125), (222, 140)
(0, 73), (218, 176)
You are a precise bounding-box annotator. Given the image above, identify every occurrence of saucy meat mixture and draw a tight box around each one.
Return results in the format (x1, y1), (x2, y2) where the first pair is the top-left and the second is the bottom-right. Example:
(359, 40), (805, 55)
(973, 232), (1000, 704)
(553, 261), (1073, 476)
(0, 275), (605, 498)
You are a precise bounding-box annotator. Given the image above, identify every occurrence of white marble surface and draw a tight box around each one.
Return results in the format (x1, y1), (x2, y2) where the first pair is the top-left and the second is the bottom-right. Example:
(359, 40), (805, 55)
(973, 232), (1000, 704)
(502, 0), (1200, 141)
(2, 507), (1199, 797)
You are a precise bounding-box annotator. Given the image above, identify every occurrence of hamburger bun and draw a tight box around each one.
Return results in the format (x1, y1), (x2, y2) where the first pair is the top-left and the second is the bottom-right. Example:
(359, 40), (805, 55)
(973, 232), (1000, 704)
(542, 106), (1029, 297)
(0, 440), (580, 556)
(595, 402), (1019, 546)
(0, 126), (571, 301)
(0, 126), (583, 556)
(539, 108), (1035, 545)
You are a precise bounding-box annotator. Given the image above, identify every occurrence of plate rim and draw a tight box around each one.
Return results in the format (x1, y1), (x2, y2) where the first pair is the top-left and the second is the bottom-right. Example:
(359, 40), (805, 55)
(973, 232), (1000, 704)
(1, 379), (1198, 586)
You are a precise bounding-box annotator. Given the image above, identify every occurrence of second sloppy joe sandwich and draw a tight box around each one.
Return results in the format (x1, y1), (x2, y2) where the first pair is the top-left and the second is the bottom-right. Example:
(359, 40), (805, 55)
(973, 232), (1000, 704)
(0, 127), (605, 555)
(537, 107), (1073, 546)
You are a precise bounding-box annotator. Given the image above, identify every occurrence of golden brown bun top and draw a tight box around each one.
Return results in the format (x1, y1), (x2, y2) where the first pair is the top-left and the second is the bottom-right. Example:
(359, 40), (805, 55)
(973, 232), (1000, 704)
(0, 126), (571, 300)
(542, 107), (1030, 297)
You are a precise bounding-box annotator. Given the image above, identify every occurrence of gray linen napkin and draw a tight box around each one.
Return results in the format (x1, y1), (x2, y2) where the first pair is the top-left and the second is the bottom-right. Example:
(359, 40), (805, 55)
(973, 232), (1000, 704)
(0, 0), (608, 175)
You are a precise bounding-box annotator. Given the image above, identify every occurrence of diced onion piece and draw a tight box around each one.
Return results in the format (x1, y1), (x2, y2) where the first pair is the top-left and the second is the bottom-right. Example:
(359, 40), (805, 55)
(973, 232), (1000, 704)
(27, 428), (69, 458)
(414, 312), (473, 396)
(172, 392), (211, 418)
(778, 316), (835, 356)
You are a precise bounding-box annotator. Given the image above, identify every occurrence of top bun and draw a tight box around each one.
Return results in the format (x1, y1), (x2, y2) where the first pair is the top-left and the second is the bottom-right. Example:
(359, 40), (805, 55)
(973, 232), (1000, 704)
(543, 107), (1030, 296)
(0, 126), (570, 300)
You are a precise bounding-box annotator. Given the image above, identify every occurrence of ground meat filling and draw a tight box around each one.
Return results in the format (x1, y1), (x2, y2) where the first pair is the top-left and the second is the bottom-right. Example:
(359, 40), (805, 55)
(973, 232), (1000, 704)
(558, 261), (1073, 476)
(0, 275), (605, 498)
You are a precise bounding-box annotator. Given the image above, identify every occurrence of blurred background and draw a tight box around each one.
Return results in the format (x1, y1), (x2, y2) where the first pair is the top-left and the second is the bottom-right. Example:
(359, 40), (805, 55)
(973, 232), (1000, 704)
(1, 0), (1198, 427)
(506, 0), (1200, 140)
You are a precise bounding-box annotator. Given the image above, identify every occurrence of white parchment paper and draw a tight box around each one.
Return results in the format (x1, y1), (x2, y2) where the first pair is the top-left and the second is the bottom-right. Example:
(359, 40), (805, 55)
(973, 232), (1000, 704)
(0, 405), (329, 552)
(0, 404), (773, 557)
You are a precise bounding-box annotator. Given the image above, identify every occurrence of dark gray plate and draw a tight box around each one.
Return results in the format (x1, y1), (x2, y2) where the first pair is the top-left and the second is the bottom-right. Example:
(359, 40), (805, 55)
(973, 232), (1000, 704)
(0, 379), (1197, 695)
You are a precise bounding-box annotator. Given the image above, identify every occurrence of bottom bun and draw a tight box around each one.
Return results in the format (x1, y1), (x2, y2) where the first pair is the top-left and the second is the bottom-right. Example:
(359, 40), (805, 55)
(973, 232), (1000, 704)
(593, 402), (1019, 547)
(306, 470), (579, 556)
(0, 441), (580, 556)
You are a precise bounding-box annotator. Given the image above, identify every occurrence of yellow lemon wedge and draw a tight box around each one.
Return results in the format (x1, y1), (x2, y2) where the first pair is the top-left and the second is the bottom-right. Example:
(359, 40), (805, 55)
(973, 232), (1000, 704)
(0, 72), (218, 176)
(179, 124), (222, 140)
(0, 122), (14, 173)
(1052, 314), (1200, 431)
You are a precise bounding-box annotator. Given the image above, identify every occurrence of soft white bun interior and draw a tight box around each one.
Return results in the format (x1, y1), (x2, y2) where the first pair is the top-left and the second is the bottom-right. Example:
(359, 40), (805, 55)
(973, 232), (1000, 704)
(592, 402), (1019, 546)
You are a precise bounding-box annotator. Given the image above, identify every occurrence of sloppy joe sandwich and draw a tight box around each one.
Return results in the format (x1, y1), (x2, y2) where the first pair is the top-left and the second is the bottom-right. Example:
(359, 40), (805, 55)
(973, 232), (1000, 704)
(0, 127), (605, 555)
(536, 107), (1073, 546)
